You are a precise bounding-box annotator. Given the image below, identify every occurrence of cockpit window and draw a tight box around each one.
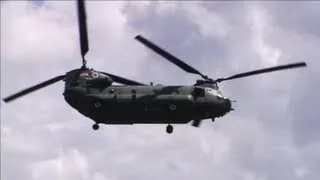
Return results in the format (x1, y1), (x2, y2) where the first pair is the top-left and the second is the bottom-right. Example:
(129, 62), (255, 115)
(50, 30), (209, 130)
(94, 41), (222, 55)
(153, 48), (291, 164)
(194, 87), (205, 97)
(202, 83), (218, 90)
(206, 88), (224, 98)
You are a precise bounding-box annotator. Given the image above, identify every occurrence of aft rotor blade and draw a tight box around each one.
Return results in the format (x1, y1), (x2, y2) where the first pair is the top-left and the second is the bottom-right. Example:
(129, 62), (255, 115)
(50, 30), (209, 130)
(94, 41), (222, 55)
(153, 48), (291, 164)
(101, 72), (146, 86)
(216, 62), (307, 83)
(3, 75), (66, 103)
(135, 35), (207, 79)
(77, 0), (89, 65)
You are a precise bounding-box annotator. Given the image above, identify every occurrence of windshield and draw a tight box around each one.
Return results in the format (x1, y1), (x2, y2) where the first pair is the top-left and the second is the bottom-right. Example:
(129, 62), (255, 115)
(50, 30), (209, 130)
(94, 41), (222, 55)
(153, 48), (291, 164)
(201, 83), (219, 90)
(206, 88), (225, 98)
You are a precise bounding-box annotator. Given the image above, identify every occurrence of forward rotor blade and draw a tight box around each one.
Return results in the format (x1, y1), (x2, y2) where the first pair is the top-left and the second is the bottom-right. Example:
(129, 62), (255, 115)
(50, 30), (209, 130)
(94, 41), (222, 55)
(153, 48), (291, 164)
(216, 62), (307, 83)
(77, 0), (89, 65)
(135, 35), (207, 79)
(3, 75), (66, 103)
(101, 72), (146, 86)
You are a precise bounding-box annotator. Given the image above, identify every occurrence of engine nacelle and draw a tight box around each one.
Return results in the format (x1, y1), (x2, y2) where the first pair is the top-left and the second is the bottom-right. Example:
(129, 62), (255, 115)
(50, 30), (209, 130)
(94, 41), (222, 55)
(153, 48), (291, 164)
(79, 70), (113, 87)
(87, 73), (113, 87)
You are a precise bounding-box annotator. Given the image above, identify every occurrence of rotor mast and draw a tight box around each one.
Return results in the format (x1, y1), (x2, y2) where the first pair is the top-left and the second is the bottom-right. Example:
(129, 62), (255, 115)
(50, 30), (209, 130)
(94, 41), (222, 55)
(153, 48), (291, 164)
(77, 0), (89, 69)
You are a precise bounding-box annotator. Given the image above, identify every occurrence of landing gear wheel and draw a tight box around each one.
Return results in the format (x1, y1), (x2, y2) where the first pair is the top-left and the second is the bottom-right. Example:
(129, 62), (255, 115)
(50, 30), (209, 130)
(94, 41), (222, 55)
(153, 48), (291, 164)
(92, 123), (99, 130)
(212, 118), (215, 122)
(166, 124), (173, 134)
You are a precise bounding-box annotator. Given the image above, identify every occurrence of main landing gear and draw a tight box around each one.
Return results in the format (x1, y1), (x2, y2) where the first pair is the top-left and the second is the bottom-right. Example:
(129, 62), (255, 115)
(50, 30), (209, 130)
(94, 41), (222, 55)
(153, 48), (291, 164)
(92, 123), (99, 130)
(166, 124), (173, 134)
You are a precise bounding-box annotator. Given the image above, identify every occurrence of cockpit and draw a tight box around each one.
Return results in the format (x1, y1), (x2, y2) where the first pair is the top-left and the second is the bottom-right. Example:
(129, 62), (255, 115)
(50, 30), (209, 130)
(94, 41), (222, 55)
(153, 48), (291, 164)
(200, 83), (224, 98)
(205, 87), (225, 98)
(193, 82), (225, 99)
(200, 83), (219, 90)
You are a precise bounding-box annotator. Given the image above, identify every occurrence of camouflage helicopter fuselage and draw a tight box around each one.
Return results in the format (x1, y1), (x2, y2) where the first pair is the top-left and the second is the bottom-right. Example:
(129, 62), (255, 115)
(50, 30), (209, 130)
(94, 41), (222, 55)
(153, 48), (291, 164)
(63, 69), (232, 128)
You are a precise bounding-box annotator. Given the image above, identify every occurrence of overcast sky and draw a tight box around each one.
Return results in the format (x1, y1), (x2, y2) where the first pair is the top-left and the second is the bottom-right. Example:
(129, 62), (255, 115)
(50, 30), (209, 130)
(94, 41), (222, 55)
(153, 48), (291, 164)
(1, 1), (319, 180)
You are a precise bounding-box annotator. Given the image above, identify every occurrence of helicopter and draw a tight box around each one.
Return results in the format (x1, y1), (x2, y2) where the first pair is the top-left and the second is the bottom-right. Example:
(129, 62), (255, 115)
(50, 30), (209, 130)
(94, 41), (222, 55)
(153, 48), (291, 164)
(2, 0), (307, 134)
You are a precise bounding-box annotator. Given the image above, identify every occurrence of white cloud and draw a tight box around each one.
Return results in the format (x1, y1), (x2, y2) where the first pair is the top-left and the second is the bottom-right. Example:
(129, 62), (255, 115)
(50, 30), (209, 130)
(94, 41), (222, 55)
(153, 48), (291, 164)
(1, 1), (77, 64)
(29, 149), (91, 180)
(153, 1), (231, 38)
(295, 167), (310, 178)
(247, 3), (282, 66)
(1, 1), (319, 180)
(182, 2), (231, 38)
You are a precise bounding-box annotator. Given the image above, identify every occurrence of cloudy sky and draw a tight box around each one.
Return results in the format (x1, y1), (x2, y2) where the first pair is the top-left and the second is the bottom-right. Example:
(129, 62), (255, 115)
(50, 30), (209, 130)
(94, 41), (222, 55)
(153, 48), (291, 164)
(1, 1), (319, 180)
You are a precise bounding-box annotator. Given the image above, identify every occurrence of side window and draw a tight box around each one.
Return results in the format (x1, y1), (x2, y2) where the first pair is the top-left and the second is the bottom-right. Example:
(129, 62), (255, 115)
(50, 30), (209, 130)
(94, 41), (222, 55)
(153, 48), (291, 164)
(194, 87), (205, 97)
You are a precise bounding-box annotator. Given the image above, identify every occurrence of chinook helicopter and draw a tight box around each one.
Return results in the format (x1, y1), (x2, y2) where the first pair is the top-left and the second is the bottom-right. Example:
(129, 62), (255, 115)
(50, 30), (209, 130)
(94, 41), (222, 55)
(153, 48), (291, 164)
(3, 0), (307, 134)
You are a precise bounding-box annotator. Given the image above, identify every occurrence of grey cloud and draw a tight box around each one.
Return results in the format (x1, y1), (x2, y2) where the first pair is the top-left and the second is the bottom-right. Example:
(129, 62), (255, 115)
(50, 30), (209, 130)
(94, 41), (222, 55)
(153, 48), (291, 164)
(255, 1), (320, 147)
(261, 1), (320, 37)
(1, 1), (320, 180)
